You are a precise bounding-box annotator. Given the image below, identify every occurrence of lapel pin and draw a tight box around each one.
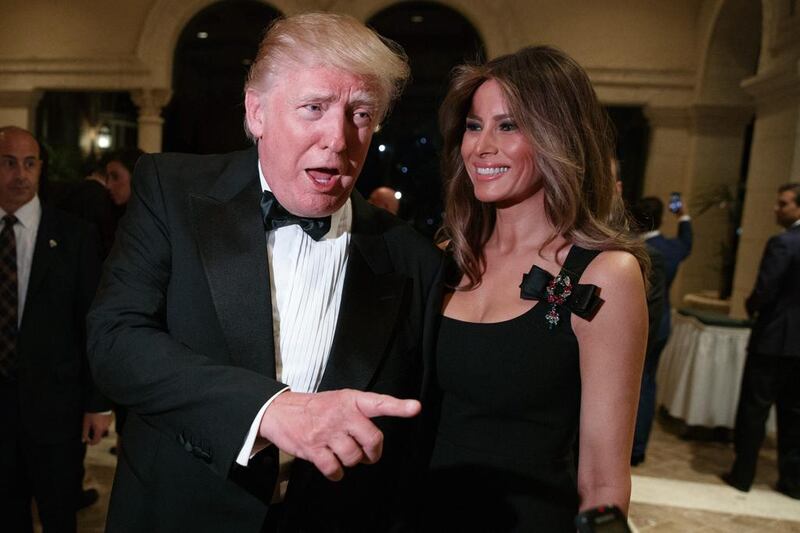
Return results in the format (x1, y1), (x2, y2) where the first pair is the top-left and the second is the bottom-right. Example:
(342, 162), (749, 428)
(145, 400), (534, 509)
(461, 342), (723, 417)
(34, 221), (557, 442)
(49, 239), (57, 248)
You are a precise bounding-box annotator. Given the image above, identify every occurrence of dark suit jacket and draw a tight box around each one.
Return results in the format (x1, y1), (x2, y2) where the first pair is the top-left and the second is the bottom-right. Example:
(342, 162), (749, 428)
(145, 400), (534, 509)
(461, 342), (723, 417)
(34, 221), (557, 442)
(87, 148), (443, 532)
(646, 219), (692, 339)
(644, 244), (666, 358)
(54, 179), (121, 259)
(14, 206), (107, 445)
(746, 223), (800, 358)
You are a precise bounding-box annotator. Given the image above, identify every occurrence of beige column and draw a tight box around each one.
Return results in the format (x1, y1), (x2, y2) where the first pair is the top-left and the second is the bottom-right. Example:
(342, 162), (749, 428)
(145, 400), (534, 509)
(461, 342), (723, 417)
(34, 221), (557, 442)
(0, 90), (42, 130)
(130, 88), (172, 153)
(729, 62), (800, 318)
(641, 105), (692, 299)
(678, 104), (753, 300)
(642, 106), (692, 200)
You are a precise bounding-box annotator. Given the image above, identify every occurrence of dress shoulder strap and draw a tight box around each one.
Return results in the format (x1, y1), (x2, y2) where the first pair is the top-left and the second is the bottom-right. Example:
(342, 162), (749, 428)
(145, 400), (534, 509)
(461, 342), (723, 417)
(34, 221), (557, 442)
(561, 245), (601, 282)
(518, 245), (604, 328)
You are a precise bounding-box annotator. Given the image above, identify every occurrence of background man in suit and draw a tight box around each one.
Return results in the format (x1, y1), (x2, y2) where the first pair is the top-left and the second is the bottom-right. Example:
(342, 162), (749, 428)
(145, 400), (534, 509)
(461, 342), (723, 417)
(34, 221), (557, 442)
(723, 182), (800, 499)
(55, 161), (120, 260)
(88, 13), (442, 533)
(368, 186), (401, 215)
(629, 196), (693, 465)
(0, 126), (111, 532)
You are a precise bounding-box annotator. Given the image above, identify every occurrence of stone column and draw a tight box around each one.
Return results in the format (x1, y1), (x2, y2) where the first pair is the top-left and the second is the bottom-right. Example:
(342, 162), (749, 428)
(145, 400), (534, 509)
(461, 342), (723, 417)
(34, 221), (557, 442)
(641, 105), (692, 299)
(678, 104), (753, 300)
(130, 88), (172, 153)
(642, 105), (693, 200)
(0, 90), (42, 130)
(729, 62), (800, 318)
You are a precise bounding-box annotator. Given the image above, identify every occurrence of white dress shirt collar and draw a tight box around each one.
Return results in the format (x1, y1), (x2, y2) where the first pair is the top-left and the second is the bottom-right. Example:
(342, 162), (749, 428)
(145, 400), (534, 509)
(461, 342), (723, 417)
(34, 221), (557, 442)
(0, 194), (41, 227)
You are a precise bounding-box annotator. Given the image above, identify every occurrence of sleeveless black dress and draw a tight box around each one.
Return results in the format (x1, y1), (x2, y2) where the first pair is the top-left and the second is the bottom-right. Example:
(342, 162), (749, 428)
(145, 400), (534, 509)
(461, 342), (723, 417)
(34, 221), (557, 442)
(427, 246), (601, 533)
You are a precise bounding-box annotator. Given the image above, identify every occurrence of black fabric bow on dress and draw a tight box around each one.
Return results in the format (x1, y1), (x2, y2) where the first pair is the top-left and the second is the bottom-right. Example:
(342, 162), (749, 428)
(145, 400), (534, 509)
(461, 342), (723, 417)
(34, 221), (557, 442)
(518, 265), (603, 320)
(260, 190), (331, 241)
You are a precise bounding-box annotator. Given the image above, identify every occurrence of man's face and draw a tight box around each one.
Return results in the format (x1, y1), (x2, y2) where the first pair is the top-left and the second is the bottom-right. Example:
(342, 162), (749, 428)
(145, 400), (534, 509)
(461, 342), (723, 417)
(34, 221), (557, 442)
(246, 65), (378, 217)
(0, 129), (41, 214)
(774, 189), (800, 228)
(106, 160), (132, 206)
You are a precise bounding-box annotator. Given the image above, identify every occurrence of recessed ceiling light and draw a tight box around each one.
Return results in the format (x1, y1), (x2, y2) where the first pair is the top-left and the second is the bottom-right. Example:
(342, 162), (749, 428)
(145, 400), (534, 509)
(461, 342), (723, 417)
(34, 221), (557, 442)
(197, 31), (209, 39)
(411, 15), (424, 23)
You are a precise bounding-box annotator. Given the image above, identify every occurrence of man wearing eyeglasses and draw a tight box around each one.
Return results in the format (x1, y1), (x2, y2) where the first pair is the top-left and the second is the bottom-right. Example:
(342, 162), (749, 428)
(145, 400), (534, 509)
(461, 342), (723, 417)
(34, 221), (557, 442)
(0, 126), (111, 532)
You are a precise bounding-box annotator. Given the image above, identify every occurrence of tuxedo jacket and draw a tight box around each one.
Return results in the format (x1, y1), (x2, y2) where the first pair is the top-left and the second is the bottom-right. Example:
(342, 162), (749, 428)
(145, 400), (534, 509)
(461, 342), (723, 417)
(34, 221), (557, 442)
(746, 224), (800, 358)
(87, 148), (443, 532)
(12, 206), (107, 445)
(646, 219), (692, 339)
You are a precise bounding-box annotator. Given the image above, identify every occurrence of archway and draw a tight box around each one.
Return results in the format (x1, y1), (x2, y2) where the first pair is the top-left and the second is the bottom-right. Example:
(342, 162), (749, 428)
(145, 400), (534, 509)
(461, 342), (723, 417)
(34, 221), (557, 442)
(690, 0), (761, 299)
(365, 1), (484, 238)
(162, 0), (281, 154)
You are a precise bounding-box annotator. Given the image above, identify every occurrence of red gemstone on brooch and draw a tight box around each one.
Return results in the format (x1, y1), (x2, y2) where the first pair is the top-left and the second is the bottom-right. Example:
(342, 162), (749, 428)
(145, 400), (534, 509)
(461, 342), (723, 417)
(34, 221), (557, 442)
(544, 274), (572, 329)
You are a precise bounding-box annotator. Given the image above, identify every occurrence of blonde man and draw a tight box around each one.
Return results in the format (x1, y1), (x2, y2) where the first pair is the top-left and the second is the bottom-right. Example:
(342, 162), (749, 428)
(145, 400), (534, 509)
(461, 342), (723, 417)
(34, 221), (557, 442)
(89, 13), (441, 532)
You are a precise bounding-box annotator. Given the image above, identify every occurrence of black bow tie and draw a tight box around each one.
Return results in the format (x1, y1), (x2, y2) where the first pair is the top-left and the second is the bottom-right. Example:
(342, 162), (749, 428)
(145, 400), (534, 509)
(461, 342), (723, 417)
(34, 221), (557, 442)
(260, 190), (331, 241)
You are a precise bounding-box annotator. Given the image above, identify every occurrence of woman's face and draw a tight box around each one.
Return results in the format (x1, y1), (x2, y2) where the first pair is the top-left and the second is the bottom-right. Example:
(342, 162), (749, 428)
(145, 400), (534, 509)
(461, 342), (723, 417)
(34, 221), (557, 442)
(460, 79), (538, 206)
(106, 160), (132, 206)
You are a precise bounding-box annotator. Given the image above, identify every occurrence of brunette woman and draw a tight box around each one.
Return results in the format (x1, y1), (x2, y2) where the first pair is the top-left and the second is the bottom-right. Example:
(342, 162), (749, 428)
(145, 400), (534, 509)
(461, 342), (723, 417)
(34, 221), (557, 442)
(427, 46), (648, 532)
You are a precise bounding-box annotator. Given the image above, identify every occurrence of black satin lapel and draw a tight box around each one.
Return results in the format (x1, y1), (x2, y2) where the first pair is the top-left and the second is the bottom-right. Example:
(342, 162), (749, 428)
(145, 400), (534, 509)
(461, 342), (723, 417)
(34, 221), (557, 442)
(25, 208), (57, 300)
(317, 233), (406, 392)
(190, 182), (275, 377)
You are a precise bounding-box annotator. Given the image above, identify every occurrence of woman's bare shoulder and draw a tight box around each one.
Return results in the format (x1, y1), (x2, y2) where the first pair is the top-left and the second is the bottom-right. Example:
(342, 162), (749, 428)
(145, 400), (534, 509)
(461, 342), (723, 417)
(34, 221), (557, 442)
(580, 249), (643, 292)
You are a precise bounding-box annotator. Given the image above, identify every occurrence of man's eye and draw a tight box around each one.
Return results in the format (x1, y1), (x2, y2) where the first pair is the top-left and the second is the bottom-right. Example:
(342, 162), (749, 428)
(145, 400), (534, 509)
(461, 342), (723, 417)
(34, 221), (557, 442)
(353, 111), (372, 125)
(303, 104), (322, 112)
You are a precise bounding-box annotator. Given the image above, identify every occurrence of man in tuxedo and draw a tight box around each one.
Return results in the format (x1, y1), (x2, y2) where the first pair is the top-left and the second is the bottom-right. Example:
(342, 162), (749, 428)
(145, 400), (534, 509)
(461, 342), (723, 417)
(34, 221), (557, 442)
(629, 196), (692, 465)
(723, 183), (800, 499)
(87, 13), (442, 533)
(0, 126), (112, 532)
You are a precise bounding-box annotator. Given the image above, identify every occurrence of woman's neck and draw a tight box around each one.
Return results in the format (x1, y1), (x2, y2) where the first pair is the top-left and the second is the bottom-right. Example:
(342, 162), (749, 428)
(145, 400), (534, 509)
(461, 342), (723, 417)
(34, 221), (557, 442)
(488, 189), (563, 255)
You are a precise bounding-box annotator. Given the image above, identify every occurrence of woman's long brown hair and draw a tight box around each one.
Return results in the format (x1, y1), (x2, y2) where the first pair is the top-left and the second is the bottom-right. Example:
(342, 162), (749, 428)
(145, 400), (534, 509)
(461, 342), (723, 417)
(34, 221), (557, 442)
(438, 45), (648, 289)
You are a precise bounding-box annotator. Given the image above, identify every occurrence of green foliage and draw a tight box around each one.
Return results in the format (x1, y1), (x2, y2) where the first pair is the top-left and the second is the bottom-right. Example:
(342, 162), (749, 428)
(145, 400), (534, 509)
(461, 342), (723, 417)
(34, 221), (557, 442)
(41, 142), (84, 182)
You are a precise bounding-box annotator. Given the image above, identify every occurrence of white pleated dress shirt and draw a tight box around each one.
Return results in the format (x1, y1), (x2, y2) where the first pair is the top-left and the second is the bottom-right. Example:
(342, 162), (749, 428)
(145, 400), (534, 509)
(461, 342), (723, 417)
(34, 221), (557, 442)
(236, 164), (351, 466)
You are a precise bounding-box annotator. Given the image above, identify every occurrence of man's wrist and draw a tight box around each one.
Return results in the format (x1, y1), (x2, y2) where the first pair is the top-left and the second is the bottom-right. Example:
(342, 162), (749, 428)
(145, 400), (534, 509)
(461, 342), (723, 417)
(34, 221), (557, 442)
(235, 386), (290, 466)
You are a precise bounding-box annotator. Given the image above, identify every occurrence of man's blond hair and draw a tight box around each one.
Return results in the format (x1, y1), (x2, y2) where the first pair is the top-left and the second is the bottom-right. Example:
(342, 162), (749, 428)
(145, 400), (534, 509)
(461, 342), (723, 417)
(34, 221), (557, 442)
(243, 12), (409, 141)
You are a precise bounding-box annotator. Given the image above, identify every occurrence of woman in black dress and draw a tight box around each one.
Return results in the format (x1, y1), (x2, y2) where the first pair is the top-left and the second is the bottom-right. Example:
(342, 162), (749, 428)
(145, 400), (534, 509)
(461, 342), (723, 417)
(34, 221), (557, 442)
(427, 46), (649, 532)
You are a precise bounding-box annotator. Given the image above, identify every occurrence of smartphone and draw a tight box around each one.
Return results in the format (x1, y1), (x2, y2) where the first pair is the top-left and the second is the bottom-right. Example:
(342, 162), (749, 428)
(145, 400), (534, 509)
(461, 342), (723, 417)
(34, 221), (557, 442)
(575, 505), (631, 533)
(669, 192), (683, 214)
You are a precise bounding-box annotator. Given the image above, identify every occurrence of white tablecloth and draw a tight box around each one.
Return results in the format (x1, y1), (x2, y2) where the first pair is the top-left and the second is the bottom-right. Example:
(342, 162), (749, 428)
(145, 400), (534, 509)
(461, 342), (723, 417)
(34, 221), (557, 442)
(657, 311), (774, 430)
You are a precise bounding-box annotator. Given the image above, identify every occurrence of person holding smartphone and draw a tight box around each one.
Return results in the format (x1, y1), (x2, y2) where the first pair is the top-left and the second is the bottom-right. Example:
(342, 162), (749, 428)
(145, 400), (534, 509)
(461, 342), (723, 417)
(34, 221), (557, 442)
(628, 194), (693, 465)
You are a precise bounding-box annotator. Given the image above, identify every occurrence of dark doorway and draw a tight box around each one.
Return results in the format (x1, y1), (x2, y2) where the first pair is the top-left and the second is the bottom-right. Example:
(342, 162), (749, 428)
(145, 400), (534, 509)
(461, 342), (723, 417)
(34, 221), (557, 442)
(35, 91), (138, 184)
(162, 0), (281, 154)
(366, 2), (484, 238)
(606, 106), (649, 205)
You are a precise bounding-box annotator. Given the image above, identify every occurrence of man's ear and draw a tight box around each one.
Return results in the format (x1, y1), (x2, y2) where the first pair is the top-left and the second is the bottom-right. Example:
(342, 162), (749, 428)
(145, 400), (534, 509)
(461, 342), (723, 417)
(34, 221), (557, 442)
(244, 88), (265, 139)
